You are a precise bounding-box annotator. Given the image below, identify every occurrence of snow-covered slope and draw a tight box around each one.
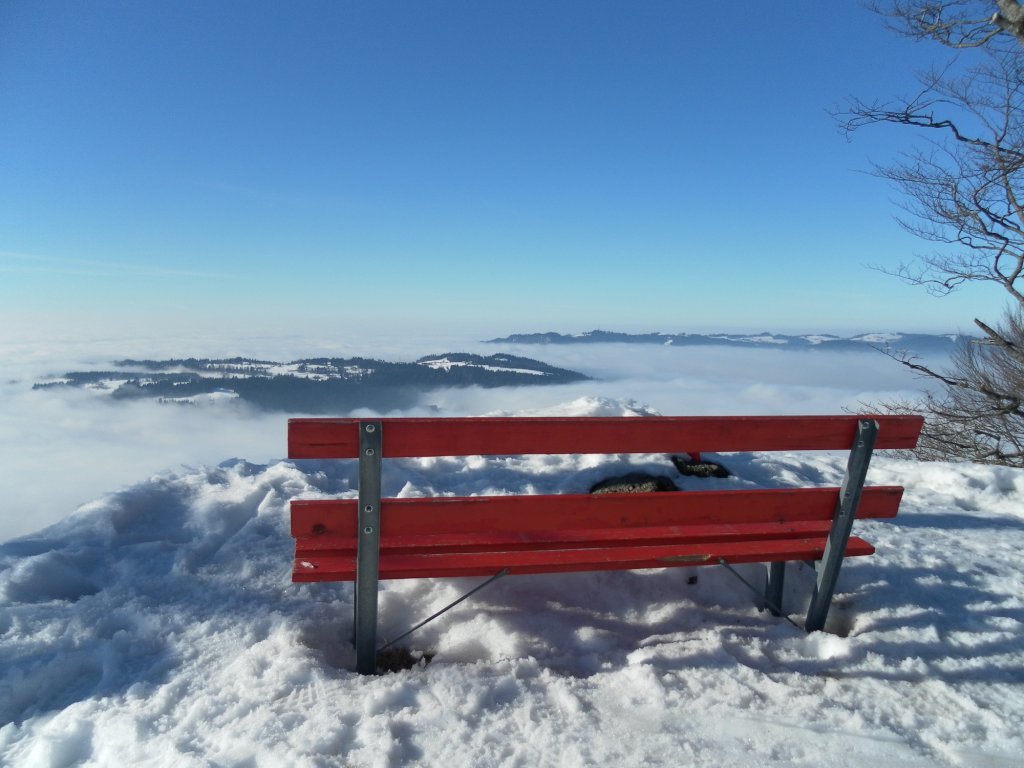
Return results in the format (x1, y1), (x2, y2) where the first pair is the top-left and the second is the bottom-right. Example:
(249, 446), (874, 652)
(1, 398), (1022, 766)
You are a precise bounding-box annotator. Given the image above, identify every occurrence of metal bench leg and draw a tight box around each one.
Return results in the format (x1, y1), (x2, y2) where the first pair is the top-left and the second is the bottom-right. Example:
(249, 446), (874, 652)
(765, 561), (785, 616)
(354, 420), (382, 674)
(804, 419), (878, 632)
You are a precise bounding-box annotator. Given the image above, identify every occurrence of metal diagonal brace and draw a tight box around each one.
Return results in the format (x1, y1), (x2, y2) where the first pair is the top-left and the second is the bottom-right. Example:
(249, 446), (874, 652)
(354, 420), (382, 674)
(719, 558), (800, 629)
(378, 568), (510, 653)
(804, 419), (878, 632)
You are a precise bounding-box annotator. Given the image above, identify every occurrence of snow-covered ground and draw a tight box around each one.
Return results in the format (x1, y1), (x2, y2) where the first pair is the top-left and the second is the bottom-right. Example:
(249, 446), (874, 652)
(1, 336), (1020, 765)
(2, 392), (1023, 767)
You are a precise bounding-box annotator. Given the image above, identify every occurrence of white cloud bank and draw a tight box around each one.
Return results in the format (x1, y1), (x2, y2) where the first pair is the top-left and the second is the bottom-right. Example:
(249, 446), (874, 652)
(0, 334), (939, 542)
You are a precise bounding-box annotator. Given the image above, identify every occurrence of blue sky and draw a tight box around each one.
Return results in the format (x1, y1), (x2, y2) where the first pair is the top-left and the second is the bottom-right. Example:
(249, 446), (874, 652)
(0, 1), (997, 340)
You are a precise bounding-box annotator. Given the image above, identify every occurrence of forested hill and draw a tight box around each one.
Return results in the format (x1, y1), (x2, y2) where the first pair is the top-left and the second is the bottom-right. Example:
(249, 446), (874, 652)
(33, 354), (589, 414)
(487, 330), (970, 354)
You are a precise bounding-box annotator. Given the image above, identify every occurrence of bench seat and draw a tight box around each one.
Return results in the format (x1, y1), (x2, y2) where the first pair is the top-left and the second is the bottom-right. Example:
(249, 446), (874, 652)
(296, 537), (878, 581)
(291, 486), (903, 579)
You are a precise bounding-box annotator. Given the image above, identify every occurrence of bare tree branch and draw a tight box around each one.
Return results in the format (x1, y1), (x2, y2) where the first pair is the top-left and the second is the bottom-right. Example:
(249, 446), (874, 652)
(846, 3), (1024, 465)
(872, 1), (1024, 48)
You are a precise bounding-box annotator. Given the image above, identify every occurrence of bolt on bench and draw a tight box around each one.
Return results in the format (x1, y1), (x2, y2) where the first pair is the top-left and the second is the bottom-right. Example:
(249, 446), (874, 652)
(288, 414), (923, 674)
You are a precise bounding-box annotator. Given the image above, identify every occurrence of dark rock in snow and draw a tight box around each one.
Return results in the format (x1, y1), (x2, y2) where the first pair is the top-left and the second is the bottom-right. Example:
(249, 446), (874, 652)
(589, 473), (680, 494)
(671, 455), (731, 478)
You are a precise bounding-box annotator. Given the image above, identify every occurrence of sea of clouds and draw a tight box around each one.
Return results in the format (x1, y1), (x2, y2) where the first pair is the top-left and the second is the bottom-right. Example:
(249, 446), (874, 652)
(0, 330), (942, 542)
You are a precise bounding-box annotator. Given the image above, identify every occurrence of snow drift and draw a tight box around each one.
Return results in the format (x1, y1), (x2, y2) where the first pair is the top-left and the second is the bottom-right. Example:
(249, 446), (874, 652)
(1, 397), (1022, 767)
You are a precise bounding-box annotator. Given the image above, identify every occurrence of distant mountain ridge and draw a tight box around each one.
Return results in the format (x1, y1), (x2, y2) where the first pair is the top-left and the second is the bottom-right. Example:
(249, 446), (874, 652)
(487, 330), (972, 354)
(34, 353), (589, 414)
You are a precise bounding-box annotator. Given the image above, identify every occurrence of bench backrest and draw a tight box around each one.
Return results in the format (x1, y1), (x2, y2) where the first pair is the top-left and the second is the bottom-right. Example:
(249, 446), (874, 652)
(289, 414), (924, 459)
(289, 414), (921, 541)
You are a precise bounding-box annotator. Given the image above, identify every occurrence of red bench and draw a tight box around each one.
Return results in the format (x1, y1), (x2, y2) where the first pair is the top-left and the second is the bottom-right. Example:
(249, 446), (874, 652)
(288, 414), (923, 674)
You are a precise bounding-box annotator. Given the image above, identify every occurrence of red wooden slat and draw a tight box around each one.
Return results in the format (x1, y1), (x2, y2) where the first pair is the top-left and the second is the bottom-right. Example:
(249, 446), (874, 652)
(288, 415), (923, 459)
(290, 486), (904, 538)
(295, 520), (842, 556)
(292, 536), (876, 582)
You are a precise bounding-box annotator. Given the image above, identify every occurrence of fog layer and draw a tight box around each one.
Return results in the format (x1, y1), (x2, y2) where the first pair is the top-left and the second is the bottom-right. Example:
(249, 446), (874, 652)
(0, 334), (940, 541)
